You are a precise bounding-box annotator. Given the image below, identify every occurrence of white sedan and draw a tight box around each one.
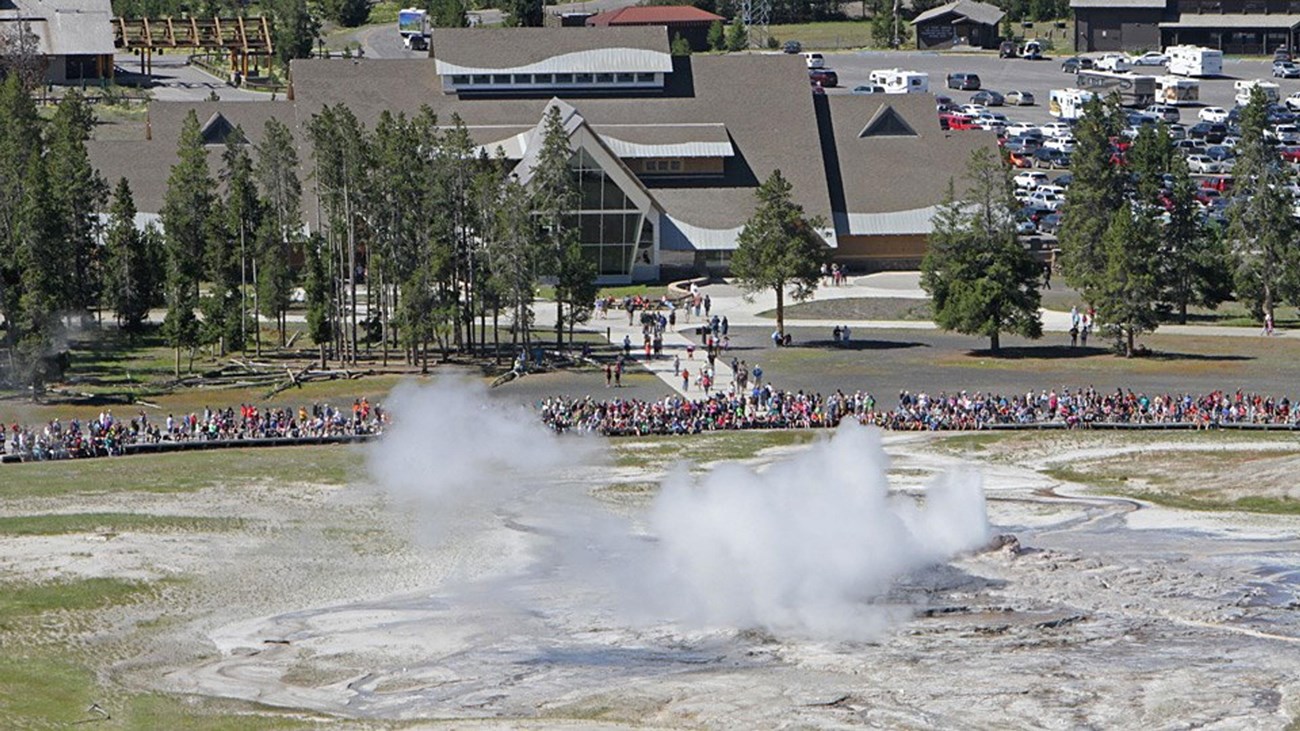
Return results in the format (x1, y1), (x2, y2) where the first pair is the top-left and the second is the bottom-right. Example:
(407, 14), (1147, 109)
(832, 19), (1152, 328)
(1014, 171), (1049, 188)
(1044, 136), (1076, 153)
(1198, 107), (1230, 123)
(1130, 51), (1168, 66)
(1186, 154), (1224, 174)
(1285, 91), (1300, 112)
(1039, 121), (1073, 138)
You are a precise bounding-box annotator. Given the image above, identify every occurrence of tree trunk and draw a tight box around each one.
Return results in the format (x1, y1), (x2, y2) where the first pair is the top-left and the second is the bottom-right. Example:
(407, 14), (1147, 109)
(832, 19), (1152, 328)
(1126, 327), (1135, 358)
(319, 343), (326, 370)
(493, 305), (500, 365)
(775, 285), (785, 337)
(174, 347), (180, 378)
(1264, 281), (1274, 328)
(1178, 300), (1188, 325)
(252, 257), (262, 357)
(990, 330), (1000, 352)
(380, 266), (389, 366)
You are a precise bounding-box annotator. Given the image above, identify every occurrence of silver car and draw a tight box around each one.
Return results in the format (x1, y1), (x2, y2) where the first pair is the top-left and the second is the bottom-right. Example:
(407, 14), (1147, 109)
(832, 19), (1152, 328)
(1005, 89), (1036, 106)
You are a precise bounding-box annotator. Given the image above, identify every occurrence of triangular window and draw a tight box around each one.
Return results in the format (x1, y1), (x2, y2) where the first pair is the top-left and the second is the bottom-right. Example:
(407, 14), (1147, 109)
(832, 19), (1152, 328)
(200, 113), (246, 146)
(859, 105), (917, 138)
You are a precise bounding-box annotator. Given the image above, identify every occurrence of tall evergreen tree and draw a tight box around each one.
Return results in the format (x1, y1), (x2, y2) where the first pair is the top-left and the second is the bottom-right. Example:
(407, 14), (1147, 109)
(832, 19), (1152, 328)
(921, 148), (1043, 352)
(0, 75), (42, 379)
(1158, 154), (1232, 323)
(725, 20), (749, 51)
(529, 105), (581, 347)
(160, 110), (215, 375)
(1227, 86), (1300, 323)
(322, 0), (369, 26)
(103, 178), (156, 333)
(504, 0), (543, 26)
(14, 152), (64, 396)
(1057, 94), (1125, 294)
(268, 0), (319, 69)
(254, 117), (303, 352)
(730, 169), (828, 337)
(46, 92), (108, 321)
(304, 233), (333, 368)
(1093, 203), (1162, 357)
(708, 20), (725, 51)
(220, 132), (259, 352)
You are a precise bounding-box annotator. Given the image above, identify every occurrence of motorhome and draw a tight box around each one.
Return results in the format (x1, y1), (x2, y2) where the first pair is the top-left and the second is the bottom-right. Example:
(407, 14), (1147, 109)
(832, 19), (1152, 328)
(1167, 45), (1223, 77)
(398, 8), (430, 50)
(876, 69), (930, 94)
(1049, 88), (1097, 120)
(1156, 75), (1199, 105)
(1021, 39), (1043, 59)
(1235, 79), (1280, 105)
(1075, 70), (1157, 107)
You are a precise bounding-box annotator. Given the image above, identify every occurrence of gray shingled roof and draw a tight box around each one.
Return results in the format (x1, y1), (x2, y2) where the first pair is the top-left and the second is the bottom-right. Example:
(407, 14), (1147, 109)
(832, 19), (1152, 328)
(821, 94), (998, 235)
(911, 0), (1005, 27)
(1160, 12), (1300, 28)
(432, 26), (672, 75)
(0, 0), (113, 56)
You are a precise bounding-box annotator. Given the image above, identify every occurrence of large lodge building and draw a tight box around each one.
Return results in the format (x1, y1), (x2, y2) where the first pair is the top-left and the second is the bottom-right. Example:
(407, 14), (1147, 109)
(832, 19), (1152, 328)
(89, 27), (994, 283)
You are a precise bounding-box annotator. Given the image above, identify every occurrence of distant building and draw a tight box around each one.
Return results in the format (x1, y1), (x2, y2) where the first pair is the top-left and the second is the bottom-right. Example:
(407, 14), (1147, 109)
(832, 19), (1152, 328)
(1072, 0), (1300, 54)
(89, 27), (996, 282)
(586, 6), (725, 52)
(0, 0), (115, 83)
(910, 0), (1006, 50)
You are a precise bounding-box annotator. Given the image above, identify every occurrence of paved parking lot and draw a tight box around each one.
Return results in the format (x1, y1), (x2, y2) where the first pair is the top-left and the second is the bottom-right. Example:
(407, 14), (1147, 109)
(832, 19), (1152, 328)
(818, 50), (1298, 126)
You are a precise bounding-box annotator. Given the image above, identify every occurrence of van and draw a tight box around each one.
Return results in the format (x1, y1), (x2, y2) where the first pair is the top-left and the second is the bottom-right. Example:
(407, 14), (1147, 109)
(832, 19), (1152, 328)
(803, 52), (824, 69)
(946, 72), (981, 90)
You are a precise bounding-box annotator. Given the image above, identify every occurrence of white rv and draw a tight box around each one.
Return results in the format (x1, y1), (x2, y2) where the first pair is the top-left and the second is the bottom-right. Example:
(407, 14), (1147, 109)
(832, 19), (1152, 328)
(1167, 45), (1223, 77)
(1048, 88), (1096, 120)
(1235, 79), (1280, 105)
(876, 69), (930, 94)
(1156, 75), (1199, 105)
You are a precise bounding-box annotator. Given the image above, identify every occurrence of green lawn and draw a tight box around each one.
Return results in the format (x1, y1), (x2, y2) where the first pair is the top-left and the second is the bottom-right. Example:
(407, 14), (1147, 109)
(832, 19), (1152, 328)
(768, 21), (876, 51)
(0, 512), (244, 536)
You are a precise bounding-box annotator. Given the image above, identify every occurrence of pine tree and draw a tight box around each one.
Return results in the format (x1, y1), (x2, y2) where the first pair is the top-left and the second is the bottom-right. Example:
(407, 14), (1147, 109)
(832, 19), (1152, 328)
(46, 92), (108, 322)
(220, 133), (260, 352)
(671, 34), (692, 56)
(730, 169), (828, 337)
(103, 178), (154, 333)
(1226, 86), (1300, 323)
(268, 0), (319, 69)
(254, 117), (303, 353)
(1093, 203), (1162, 357)
(0, 74), (42, 379)
(920, 148), (1043, 352)
(322, 0), (369, 26)
(708, 20), (725, 51)
(1057, 94), (1125, 294)
(529, 105), (581, 347)
(14, 152), (64, 397)
(304, 233), (333, 368)
(1158, 154), (1232, 323)
(161, 110), (215, 375)
(725, 20), (749, 51)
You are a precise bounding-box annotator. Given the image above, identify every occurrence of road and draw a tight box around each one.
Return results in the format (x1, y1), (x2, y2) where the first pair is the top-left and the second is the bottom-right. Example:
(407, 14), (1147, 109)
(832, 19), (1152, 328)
(817, 50), (1297, 127)
(113, 52), (271, 102)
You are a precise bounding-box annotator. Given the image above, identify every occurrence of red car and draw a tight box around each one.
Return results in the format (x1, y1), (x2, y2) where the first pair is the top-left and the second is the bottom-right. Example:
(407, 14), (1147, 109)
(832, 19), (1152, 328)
(1280, 146), (1300, 163)
(939, 112), (978, 130)
(809, 68), (838, 88)
(1200, 175), (1234, 192)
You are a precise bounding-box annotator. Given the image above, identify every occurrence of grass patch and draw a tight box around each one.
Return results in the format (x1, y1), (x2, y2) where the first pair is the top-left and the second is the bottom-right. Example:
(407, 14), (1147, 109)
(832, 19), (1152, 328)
(757, 297), (931, 322)
(768, 21), (875, 51)
(0, 513), (243, 537)
(613, 429), (821, 469)
(935, 432), (1011, 452)
(1116, 490), (1300, 515)
(536, 284), (669, 302)
(0, 577), (158, 625)
(1, 445), (362, 499)
(1043, 465), (1133, 489)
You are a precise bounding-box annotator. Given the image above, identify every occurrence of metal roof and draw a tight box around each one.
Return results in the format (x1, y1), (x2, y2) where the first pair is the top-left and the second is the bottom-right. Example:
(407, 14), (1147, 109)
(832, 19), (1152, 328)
(0, 0), (114, 56)
(591, 123), (733, 158)
(433, 26), (672, 75)
(836, 206), (944, 236)
(1070, 0), (1166, 7)
(1160, 13), (1300, 28)
(912, 0), (1005, 27)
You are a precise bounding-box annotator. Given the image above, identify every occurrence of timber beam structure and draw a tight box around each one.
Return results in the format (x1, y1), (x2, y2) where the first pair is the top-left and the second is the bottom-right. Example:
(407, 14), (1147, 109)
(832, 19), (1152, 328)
(113, 16), (274, 78)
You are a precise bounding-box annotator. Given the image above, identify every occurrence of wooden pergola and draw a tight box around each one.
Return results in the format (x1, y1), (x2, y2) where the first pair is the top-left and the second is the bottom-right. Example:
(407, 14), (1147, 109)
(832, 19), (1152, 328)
(113, 16), (274, 79)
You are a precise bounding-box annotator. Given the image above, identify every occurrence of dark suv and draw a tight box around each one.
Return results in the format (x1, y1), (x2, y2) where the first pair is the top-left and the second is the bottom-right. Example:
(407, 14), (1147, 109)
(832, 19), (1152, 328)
(946, 72), (981, 90)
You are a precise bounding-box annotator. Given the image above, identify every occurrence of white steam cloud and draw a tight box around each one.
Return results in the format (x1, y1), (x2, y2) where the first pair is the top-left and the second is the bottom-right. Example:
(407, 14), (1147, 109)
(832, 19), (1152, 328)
(368, 379), (990, 640)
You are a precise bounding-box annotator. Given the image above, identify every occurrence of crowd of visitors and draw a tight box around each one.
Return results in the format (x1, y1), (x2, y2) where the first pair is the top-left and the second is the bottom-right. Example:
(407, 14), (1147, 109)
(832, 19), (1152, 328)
(539, 385), (1300, 435)
(3, 400), (387, 462)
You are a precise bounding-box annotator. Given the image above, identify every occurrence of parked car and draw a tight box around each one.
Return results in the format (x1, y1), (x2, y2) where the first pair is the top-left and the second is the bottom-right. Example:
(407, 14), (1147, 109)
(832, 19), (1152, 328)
(1044, 136), (1076, 153)
(1055, 173), (1074, 188)
(1007, 150), (1034, 168)
(947, 72), (981, 90)
(1039, 121), (1073, 138)
(809, 68), (838, 88)
(1037, 212), (1063, 235)
(1205, 144), (1236, 161)
(939, 112), (979, 130)
(1006, 135), (1043, 152)
(1006, 122), (1040, 137)
(1033, 148), (1070, 169)
(1016, 219), (1038, 235)
(934, 94), (955, 106)
(960, 103), (989, 116)
(970, 90), (1004, 106)
(852, 84), (886, 94)
(1005, 89), (1036, 106)
(782, 40), (803, 54)
(1280, 145), (1300, 163)
(1095, 53), (1132, 72)
(1060, 56), (1095, 73)
(803, 52), (825, 69)
(1014, 171), (1049, 188)
(1186, 154), (1224, 174)
(1274, 61), (1300, 78)
(1275, 47), (1293, 63)
(1144, 103), (1181, 123)
(1130, 51), (1168, 67)
(999, 40), (1018, 59)
(1026, 190), (1064, 210)
(1167, 123), (1188, 139)
(1189, 121), (1228, 143)
(1198, 106), (1230, 123)
(1172, 138), (1204, 153)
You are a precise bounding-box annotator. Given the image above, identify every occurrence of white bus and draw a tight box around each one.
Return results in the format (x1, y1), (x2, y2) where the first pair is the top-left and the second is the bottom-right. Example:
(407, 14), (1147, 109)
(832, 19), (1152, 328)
(1156, 75), (1199, 105)
(1048, 88), (1096, 120)
(1167, 45), (1223, 77)
(875, 70), (929, 94)
(1235, 79), (1280, 105)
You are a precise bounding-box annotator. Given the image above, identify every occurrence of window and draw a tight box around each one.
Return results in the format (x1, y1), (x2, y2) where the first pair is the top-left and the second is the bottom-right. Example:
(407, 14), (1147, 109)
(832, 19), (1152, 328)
(555, 73), (574, 83)
(535, 73), (553, 84)
(596, 73), (614, 83)
(637, 72), (656, 83)
(513, 74), (530, 84)
(616, 73), (634, 83)
(492, 74), (511, 84)
(452, 75), (469, 85)
(472, 74), (491, 84)
(575, 73), (594, 83)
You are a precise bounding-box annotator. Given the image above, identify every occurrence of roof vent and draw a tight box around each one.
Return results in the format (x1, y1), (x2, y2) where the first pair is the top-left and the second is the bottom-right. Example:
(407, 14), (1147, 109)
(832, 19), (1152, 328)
(859, 105), (917, 138)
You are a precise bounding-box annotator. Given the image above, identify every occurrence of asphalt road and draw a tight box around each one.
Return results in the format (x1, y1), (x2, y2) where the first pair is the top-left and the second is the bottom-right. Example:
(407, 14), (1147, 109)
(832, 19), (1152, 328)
(816, 50), (1299, 126)
(113, 52), (270, 102)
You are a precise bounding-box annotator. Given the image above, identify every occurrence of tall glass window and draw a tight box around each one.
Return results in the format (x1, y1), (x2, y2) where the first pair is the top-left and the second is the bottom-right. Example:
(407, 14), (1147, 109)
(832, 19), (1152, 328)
(568, 149), (646, 277)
